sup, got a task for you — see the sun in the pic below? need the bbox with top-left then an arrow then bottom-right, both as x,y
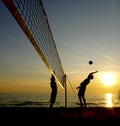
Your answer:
102,72 -> 115,86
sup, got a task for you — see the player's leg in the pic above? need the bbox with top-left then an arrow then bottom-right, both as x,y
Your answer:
82,96 -> 86,108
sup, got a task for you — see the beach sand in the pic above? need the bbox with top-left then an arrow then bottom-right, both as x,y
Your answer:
0,107 -> 120,125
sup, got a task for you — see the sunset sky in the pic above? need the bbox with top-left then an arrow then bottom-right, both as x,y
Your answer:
0,0 -> 120,95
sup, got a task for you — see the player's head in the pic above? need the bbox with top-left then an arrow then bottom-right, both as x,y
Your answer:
88,74 -> 94,79
51,75 -> 55,81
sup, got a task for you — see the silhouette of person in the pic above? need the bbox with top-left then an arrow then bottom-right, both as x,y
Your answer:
76,71 -> 98,108
49,74 -> 57,108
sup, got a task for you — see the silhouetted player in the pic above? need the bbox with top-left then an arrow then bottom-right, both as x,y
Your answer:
49,74 -> 57,108
76,71 -> 98,108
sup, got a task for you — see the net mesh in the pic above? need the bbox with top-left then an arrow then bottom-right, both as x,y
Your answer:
3,0 -> 65,87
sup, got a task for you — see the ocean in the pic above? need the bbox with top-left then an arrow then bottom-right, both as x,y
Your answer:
0,93 -> 120,108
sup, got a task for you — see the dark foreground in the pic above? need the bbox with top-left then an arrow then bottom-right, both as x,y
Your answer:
0,107 -> 120,125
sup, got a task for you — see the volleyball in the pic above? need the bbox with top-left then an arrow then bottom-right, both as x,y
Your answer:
89,61 -> 93,65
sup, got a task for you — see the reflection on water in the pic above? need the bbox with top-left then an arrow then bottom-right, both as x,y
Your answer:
105,93 -> 112,107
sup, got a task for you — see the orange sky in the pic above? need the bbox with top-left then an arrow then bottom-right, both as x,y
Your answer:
1,0 -> 120,95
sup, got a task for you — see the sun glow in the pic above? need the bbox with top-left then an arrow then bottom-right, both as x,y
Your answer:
101,72 -> 115,86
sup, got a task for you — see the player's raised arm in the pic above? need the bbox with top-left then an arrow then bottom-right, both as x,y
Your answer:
90,71 -> 98,75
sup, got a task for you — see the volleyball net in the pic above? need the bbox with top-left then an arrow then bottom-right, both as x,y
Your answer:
3,0 -> 66,87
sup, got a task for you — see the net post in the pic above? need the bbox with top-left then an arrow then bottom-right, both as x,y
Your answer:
64,74 -> 67,108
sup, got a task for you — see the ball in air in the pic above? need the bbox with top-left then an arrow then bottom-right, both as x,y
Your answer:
89,61 -> 93,65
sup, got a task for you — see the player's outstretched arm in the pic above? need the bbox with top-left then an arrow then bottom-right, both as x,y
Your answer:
76,86 -> 80,89
90,71 -> 98,75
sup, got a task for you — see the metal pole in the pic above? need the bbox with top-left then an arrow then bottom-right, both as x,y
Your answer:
64,74 -> 67,108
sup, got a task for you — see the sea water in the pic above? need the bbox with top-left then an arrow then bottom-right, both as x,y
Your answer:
0,93 -> 120,108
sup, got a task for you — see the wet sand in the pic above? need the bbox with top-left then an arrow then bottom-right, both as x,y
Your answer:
0,107 -> 120,125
